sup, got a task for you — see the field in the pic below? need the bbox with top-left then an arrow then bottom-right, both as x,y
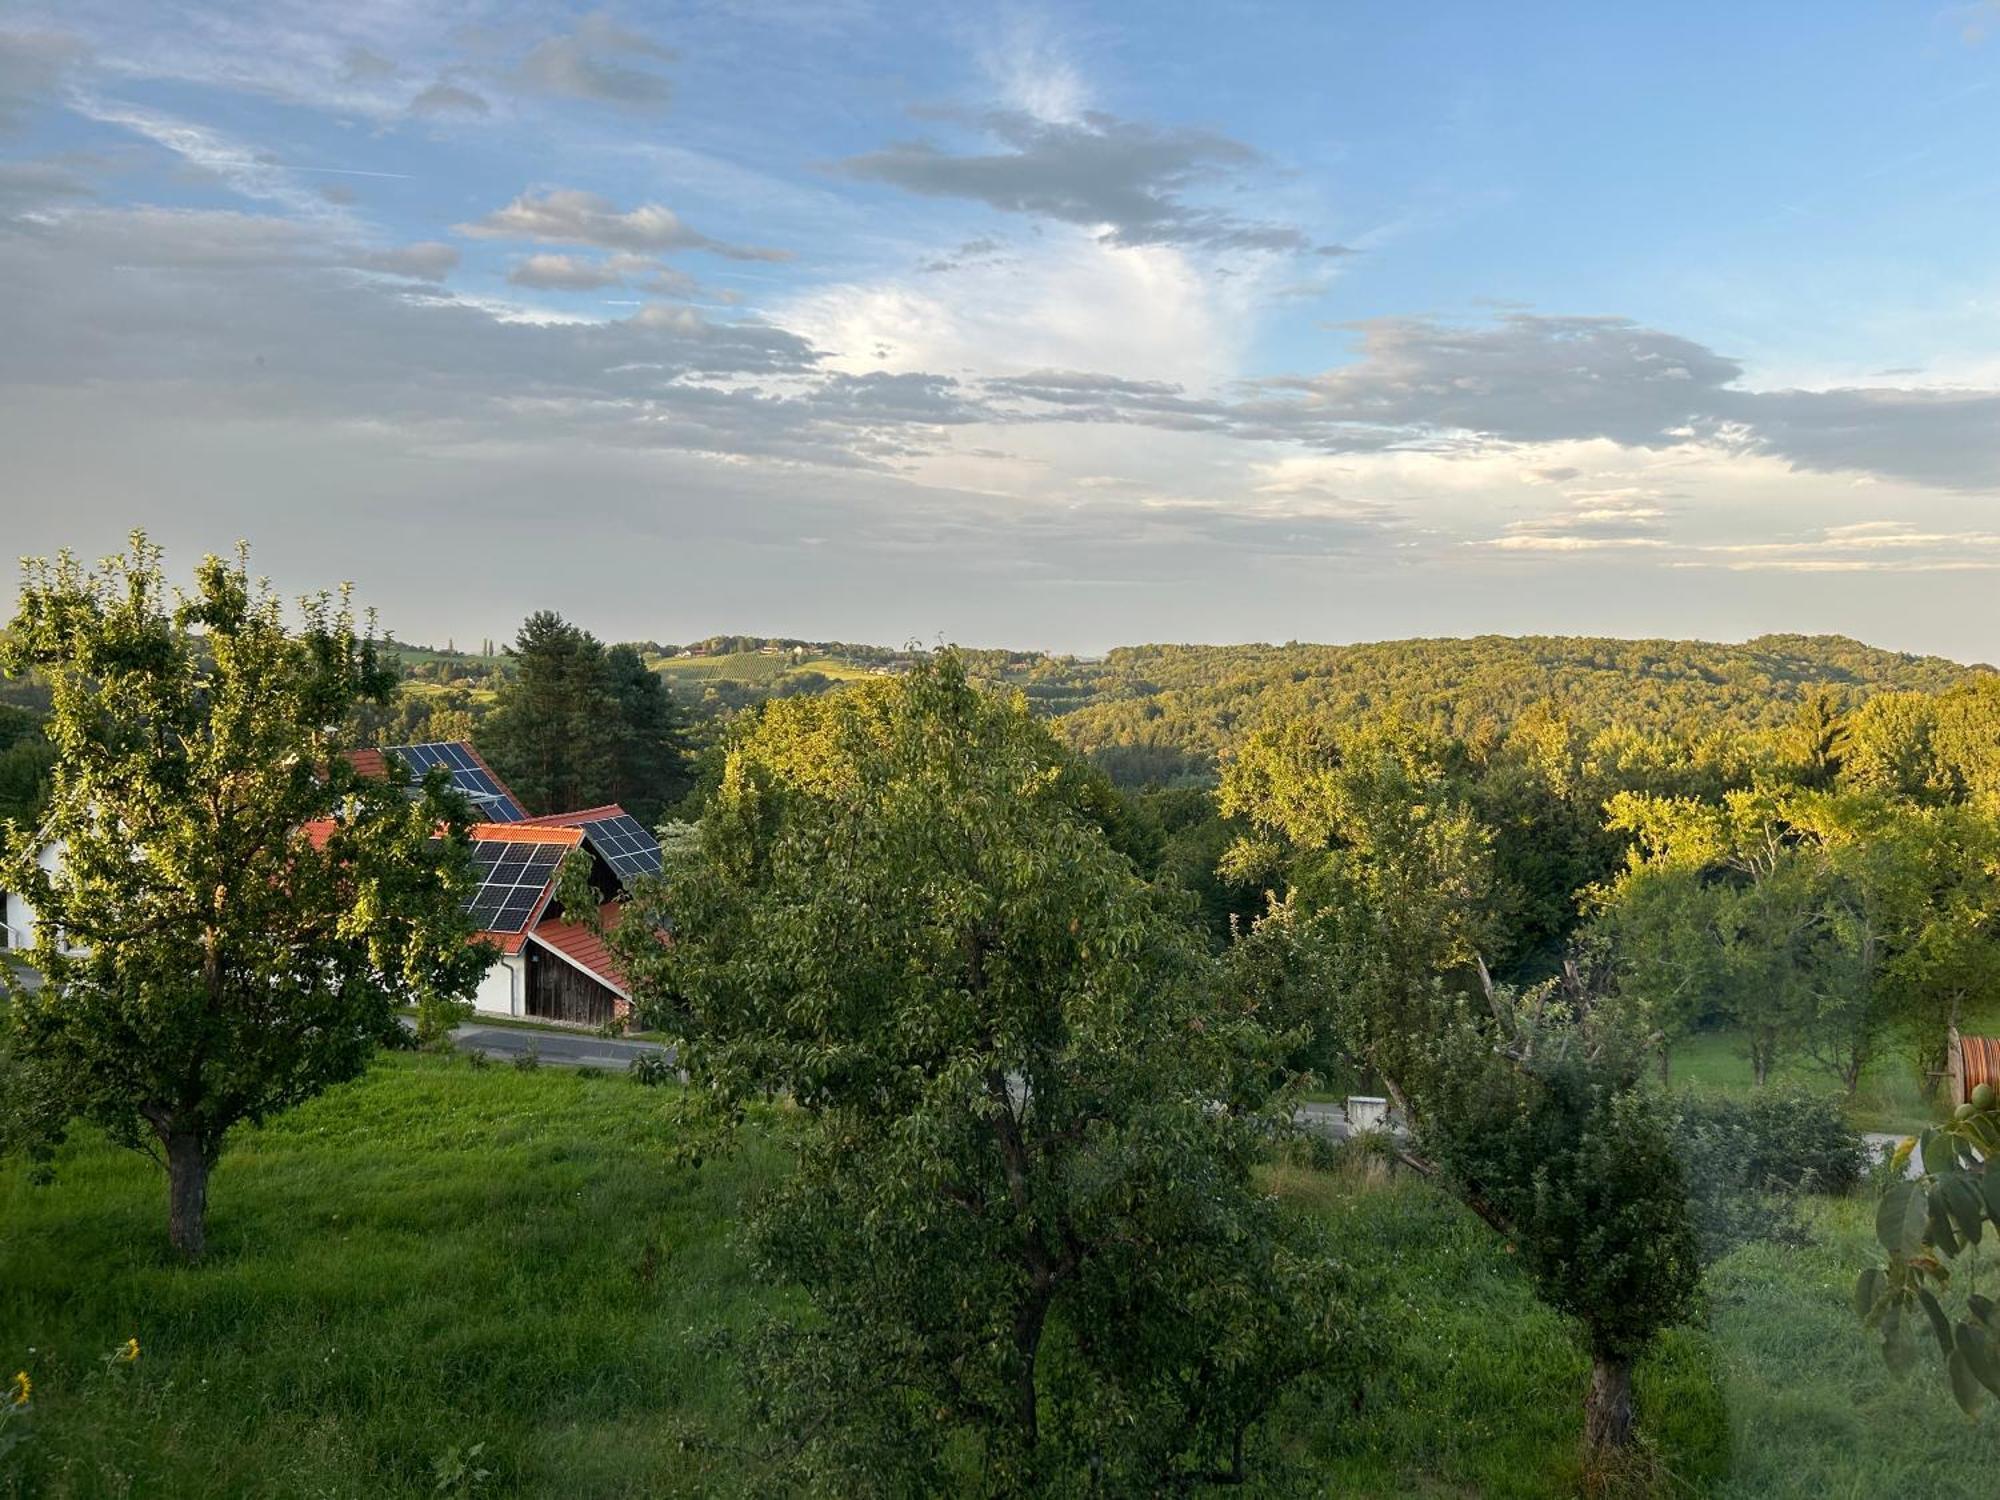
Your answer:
648,650 -> 877,686
6,1054 -> 2000,1498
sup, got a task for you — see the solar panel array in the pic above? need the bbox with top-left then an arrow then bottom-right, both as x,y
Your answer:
382,742 -> 525,821
571,811 -> 663,879
466,838 -> 569,933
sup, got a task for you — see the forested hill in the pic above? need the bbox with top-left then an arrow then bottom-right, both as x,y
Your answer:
966,634 -> 1992,785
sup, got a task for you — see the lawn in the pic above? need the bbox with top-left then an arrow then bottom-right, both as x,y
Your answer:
1667,1029 -> 1951,1135
6,1054 -> 2000,1496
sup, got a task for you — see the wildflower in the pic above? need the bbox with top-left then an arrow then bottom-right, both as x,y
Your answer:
110,1337 -> 139,1364
7,1371 -> 27,1408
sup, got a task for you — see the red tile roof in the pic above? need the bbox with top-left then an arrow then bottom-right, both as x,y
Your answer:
529,901 -> 630,998
515,804 -> 628,827
345,748 -> 388,780
471,823 -> 581,847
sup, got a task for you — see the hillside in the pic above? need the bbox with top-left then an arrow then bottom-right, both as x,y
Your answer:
971,633 -> 1994,784
368,630 -> 1992,785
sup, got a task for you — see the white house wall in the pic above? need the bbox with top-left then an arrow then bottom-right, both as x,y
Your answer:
472,951 -> 525,1018
3,842 -> 65,951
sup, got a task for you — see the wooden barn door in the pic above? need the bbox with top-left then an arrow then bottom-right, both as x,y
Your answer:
526,946 -> 619,1027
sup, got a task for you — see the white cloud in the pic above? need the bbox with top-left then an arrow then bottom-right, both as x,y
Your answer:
458,188 -> 789,262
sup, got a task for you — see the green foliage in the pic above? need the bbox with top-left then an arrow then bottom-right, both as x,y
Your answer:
18,1054 -> 2000,1497
1594,788 -> 2000,1094
619,651 -> 1356,1493
0,536 -> 487,1258
1855,1088 -> 2000,1414
0,704 -> 54,831
1672,1085 -> 1866,1260
476,613 -> 692,822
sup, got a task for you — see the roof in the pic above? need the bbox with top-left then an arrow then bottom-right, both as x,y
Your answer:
515,804 -> 626,827
515,804 -> 663,879
528,901 -> 630,998
344,741 -> 528,821
467,824 -> 581,954
297,817 -> 594,959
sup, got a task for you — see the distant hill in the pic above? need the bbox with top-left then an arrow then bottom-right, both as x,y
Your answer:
976,634 -> 1993,784
376,630 -> 1994,787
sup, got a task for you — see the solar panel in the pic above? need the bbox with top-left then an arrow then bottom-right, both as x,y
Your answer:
568,810 -> 662,879
378,742 -> 526,821
463,837 -> 569,934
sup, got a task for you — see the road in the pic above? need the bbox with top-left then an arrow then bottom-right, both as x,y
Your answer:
443,1021 -> 674,1072
442,1021 -> 1386,1137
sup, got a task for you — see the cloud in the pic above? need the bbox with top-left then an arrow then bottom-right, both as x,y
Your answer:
409,80 -> 489,117
0,201 -> 1003,473
458,188 -> 789,262
350,241 -> 458,282
1688,521 -> 2000,572
0,29 -> 86,130
918,235 -> 1006,273
0,156 -> 94,208
70,97 -> 358,227
983,313 -> 2000,492
838,108 -> 1326,252
512,12 -> 675,111
340,46 -> 398,84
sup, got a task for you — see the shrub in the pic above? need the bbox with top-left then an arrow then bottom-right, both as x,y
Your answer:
1685,1085 -> 1865,1194
1674,1085 -> 1864,1260
511,1045 -> 540,1073
629,1051 -> 675,1088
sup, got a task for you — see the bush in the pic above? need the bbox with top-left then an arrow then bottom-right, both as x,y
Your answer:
1693,1085 -> 1865,1194
629,1051 -> 675,1088
1674,1085 -> 1865,1260
511,1045 -> 540,1073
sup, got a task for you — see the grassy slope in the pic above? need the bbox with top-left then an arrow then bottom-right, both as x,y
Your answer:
648,652 -> 876,687
7,1056 -> 2000,1497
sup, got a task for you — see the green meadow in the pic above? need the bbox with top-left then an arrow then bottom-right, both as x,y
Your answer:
5,1053 -> 1999,1497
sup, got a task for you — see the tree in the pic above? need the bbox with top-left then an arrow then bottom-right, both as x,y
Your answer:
0,538 -> 487,1258
476,611 -> 617,815
1403,969 -> 1702,1454
1596,788 -> 1999,1095
477,616 -> 690,823
617,654 -> 1355,1493
1220,719 -> 1700,1457
602,642 -> 692,823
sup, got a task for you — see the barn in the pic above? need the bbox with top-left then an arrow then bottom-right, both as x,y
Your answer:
349,743 -> 665,1028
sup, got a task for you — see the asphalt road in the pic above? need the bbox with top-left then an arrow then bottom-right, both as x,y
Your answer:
445,1022 -> 675,1073
443,1021 -> 1386,1137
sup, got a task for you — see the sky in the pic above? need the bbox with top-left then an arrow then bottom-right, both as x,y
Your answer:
4,3 -> 2000,660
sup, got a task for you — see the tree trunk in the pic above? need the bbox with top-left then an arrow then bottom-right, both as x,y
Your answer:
1583,1353 -> 1634,1453
165,1132 -> 211,1261
1657,1041 -> 1671,1088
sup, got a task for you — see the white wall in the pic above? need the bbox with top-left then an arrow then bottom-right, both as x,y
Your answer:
471,952 -> 524,1018
3,842 -> 64,952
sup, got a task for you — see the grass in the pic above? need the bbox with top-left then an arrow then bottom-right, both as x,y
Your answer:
648,651 -> 877,687
7,1055 -> 2000,1496
1667,1030 -> 1948,1135
1,1057 -> 785,1498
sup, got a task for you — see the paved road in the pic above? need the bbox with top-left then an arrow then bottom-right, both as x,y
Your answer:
446,1022 -> 674,1072
442,1023 -> 1394,1137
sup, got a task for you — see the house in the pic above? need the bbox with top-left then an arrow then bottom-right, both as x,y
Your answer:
349,743 -> 663,1028
6,740 -> 663,1030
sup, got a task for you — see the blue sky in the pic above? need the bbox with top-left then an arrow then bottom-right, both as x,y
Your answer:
5,3 -> 2000,659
